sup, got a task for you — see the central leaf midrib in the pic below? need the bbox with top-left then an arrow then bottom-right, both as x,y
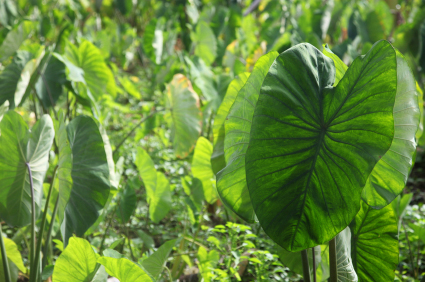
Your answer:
291,128 -> 326,249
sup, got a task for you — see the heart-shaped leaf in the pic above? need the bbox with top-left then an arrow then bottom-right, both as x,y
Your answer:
166,74 -> 202,159
62,116 -> 110,245
98,255 -> 153,282
216,52 -> 278,223
52,237 -> 97,282
245,41 -> 397,251
192,137 -> 217,204
349,201 -> 398,281
361,51 -> 420,208
212,72 -> 250,174
35,56 -> 67,108
0,112 -> 54,227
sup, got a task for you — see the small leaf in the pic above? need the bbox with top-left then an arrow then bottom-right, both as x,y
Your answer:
193,22 -> 217,65
141,239 -> 179,279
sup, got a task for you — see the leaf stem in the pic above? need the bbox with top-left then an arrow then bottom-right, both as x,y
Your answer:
30,166 -> 58,282
301,249 -> 311,282
402,220 -> 416,278
42,195 -> 59,268
329,237 -> 337,282
25,163 -> 36,280
0,222 -> 12,282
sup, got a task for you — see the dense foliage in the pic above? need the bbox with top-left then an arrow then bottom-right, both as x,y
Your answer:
0,0 -> 425,281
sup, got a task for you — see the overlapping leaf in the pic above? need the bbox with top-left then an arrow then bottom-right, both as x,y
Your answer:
216,52 -> 278,222
246,41 -> 397,251
0,112 -> 54,227
350,201 -> 398,281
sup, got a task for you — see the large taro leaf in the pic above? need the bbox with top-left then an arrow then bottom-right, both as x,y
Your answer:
322,45 -> 347,86
245,41 -> 397,251
62,116 -> 110,245
98,252 -> 153,282
361,51 -> 420,208
52,237 -> 98,282
166,74 -> 202,159
349,201 -> 398,281
52,111 -> 73,224
193,21 -> 217,66
0,237 -> 25,282
216,52 -> 278,223
192,137 -> 217,204
0,112 -> 54,227
211,72 -> 250,174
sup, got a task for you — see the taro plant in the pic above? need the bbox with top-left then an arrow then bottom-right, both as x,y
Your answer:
0,110 -> 111,282
214,40 -> 422,281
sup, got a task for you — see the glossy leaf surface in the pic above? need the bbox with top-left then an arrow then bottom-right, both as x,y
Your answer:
217,52 -> 278,222
166,74 -> 202,159
350,201 -> 398,281
246,41 -> 397,251
0,112 -> 54,227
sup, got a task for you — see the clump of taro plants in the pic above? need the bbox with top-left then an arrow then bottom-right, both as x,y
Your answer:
214,40 -> 421,281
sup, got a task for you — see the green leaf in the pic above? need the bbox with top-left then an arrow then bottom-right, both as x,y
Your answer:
198,246 -> 219,282
35,55 -> 67,108
212,72 -> 250,174
245,41 -> 397,251
392,193 -> 413,231
365,2 -> 393,43
322,44 -> 347,86
118,178 -> 137,223
0,256 -> 18,282
142,18 -> 163,65
0,112 -> 54,227
97,256 -> 153,282
192,137 -> 217,204
41,265 -> 54,280
136,147 -> 157,201
0,51 -> 33,108
166,74 -> 202,159
361,51 -> 420,208
62,116 -> 110,245
53,111 -> 73,224
193,21 -> 217,65
52,237 -> 98,282
62,40 -> 116,101
181,176 -> 204,210
141,239 -> 179,279
0,21 -> 33,61
350,201 -> 398,281
2,236 -> 25,273
278,246 -> 321,278
0,101 -> 8,122
216,52 -> 278,223
150,172 -> 171,223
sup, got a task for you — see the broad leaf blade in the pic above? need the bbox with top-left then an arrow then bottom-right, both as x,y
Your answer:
246,41 -> 397,251
136,147 -> 157,201
211,72 -> 250,174
192,137 -> 217,204
193,22 -> 217,65
98,256 -> 153,282
0,21 -> 33,61
63,116 -> 110,244
166,74 -> 202,159
362,51 -> 420,208
322,44 -> 347,86
217,52 -> 278,223
350,201 -> 398,281
141,239 -> 179,279
118,178 -> 137,223
335,227 -> 357,281
149,172 -> 171,223
0,112 -> 54,227
52,237 -> 97,282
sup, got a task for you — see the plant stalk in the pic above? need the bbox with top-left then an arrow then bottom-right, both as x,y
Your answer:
30,166 -> 58,282
329,237 -> 337,282
42,195 -> 59,268
312,247 -> 316,282
0,222 -> 12,282
301,249 -> 311,282
402,220 -> 416,278
26,163 -> 36,279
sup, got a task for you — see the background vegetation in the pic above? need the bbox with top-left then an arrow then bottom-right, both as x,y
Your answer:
0,0 -> 425,281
